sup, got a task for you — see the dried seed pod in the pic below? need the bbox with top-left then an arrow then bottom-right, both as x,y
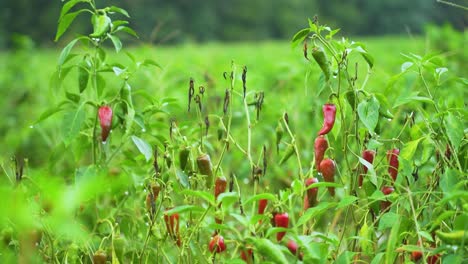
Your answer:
188,78 -> 194,112
214,176 -> 227,200
197,154 -> 213,188
242,66 -> 247,98
93,250 -> 107,264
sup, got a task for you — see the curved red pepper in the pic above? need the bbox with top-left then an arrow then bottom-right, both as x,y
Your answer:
274,212 -> 289,241
359,150 -> 376,188
387,149 -> 400,181
98,106 -> 113,142
318,104 -> 336,136
314,136 -> 328,171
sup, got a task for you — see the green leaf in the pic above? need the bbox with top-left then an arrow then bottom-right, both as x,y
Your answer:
66,91 -> 81,103
370,253 -> 384,264
141,59 -> 162,69
165,205 -> 204,215
59,0 -> 88,20
359,221 -> 373,255
55,10 -> 88,41
335,251 -> 356,264
62,104 -> 86,146
337,195 -> 358,209
440,169 -> 458,199
445,112 -> 464,151
296,202 -> 337,226
358,156 -> 377,186
131,135 -> 152,161
244,193 -> 277,206
34,101 -> 69,125
401,61 -> 414,72
291,28 -> 310,47
180,190 -> 215,206
96,73 -> 106,97
357,96 -> 380,134
175,169 -> 189,188
218,192 -> 239,208
58,38 -> 82,66
116,26 -> 138,38
107,6 -> 130,17
108,34 -> 122,53
355,45 -> 374,68
378,212 -> 399,231
77,64 -> 89,93
385,215 -> 401,264
248,238 -> 288,264
393,92 -> 433,108
401,137 -> 423,161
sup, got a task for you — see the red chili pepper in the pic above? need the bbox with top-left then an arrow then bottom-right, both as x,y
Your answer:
240,247 -> 253,263
98,106 -> 113,142
258,199 -> 268,214
427,254 -> 440,264
287,240 -> 303,260
387,149 -> 400,181
381,186 -> 394,212
209,234 -> 226,253
411,250 -> 423,261
214,176 -> 227,200
305,178 -> 319,208
359,150 -> 376,188
164,209 -> 181,246
318,104 -> 336,136
274,212 -> 289,241
320,159 -> 336,196
314,136 -> 328,171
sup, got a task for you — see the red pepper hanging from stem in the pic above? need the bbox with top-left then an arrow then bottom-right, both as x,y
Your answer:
318,104 -> 336,136
98,106 -> 113,142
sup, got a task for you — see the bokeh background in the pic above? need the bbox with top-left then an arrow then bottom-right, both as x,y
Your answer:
0,0 -> 466,48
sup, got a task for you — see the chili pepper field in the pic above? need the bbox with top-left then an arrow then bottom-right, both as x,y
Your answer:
0,2 -> 467,263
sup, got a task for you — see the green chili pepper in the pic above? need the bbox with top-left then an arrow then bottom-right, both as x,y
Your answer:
312,46 -> 331,80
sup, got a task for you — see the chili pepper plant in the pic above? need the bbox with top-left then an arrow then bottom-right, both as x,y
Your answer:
0,2 -> 466,264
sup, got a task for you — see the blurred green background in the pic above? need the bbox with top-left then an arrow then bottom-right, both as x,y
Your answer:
0,0 -> 466,48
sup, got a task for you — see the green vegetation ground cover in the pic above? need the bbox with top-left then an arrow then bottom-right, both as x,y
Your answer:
0,13 -> 466,263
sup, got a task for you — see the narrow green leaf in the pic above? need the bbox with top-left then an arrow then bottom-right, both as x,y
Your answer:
165,205 -> 204,215
62,105 -> 86,146
58,38 -> 83,66
180,190 -> 215,206
116,26 -> 139,38
291,28 -> 310,47
131,135 -> 152,161
78,64 -> 89,93
385,216 -> 401,264
244,193 -> 277,206
107,6 -> 129,17
296,202 -> 337,226
358,156 -> 377,186
355,45 -> 374,68
249,238 -> 288,264
445,112 -> 464,151
141,59 -> 162,69
55,10 -> 87,41
59,0 -> 88,20
34,101 -> 69,125
337,196 -> 358,209
108,34 -> 122,53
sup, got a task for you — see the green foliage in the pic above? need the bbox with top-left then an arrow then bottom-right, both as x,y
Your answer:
0,2 -> 466,263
